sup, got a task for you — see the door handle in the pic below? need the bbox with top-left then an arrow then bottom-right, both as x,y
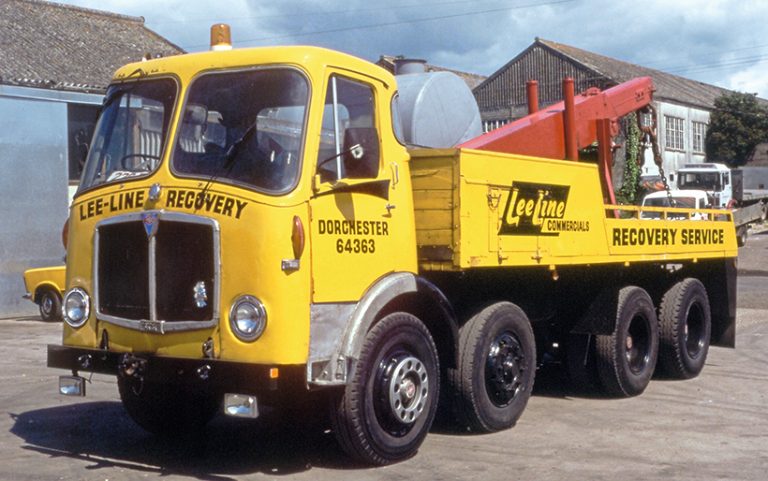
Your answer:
390,162 -> 399,188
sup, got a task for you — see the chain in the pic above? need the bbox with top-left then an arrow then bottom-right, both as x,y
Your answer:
637,105 -> 675,206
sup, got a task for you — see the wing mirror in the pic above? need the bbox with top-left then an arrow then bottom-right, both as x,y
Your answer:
342,127 -> 379,179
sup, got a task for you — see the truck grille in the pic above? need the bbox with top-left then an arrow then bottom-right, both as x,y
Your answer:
95,212 -> 219,332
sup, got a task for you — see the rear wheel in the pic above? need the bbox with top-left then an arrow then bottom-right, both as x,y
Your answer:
451,302 -> 535,432
736,225 -> 748,247
118,378 -> 219,436
658,278 -> 711,379
38,288 -> 62,322
595,286 -> 659,397
330,312 -> 439,465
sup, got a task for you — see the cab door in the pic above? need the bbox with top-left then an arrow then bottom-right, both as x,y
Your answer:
308,73 -> 413,302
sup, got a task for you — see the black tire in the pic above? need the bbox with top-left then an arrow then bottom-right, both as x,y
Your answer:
736,225 -> 748,247
330,312 -> 439,465
451,302 -> 535,432
38,288 -> 62,322
117,378 -> 219,436
595,286 -> 659,397
658,278 -> 711,379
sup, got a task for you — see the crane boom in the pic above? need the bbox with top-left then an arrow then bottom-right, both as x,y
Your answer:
460,76 -> 654,158
460,77 -> 655,205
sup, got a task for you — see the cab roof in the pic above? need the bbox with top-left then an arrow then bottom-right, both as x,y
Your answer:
112,45 -> 395,89
679,163 -> 729,172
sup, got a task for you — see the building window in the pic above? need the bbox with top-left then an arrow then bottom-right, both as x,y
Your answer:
483,119 -> 508,133
692,121 -> 707,153
67,103 -> 100,184
638,112 -> 653,131
664,115 -> 685,151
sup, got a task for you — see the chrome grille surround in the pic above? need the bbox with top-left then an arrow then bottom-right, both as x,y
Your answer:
94,211 -> 221,333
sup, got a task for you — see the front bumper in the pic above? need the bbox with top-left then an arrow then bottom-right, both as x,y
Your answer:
47,344 -> 305,403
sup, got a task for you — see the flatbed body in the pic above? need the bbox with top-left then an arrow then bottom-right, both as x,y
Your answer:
410,148 -> 737,271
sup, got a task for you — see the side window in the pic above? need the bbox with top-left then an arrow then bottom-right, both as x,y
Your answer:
317,76 -> 379,182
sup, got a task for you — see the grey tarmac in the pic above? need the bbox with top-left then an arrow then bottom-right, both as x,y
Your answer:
1,228 -> 766,481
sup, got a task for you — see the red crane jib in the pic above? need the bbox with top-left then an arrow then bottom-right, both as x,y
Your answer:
460,76 -> 655,160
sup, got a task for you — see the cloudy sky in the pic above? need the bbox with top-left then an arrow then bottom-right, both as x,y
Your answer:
61,0 -> 768,97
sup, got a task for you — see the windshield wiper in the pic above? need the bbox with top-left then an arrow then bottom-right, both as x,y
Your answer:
195,122 -> 258,214
222,121 -> 258,170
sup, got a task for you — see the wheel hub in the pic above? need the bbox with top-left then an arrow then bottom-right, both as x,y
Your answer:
485,332 -> 525,407
41,296 -> 53,314
401,378 -> 417,400
625,315 -> 651,374
385,356 -> 428,424
685,304 -> 705,358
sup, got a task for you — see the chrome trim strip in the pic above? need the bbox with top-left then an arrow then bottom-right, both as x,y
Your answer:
149,235 -> 157,322
93,210 -> 221,333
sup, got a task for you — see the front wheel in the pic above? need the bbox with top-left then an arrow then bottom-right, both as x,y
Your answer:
450,302 -> 536,432
38,288 -> 62,322
330,312 -> 439,465
595,286 -> 659,397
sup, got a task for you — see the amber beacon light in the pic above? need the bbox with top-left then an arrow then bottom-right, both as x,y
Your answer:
210,24 -> 232,51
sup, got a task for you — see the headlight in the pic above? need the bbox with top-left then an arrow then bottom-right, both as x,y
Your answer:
63,288 -> 90,328
229,295 -> 267,342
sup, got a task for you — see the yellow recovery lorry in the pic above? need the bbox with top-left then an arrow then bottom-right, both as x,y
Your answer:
48,26 -> 737,464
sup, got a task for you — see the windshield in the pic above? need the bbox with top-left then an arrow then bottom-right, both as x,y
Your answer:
678,172 -> 721,191
644,197 -> 671,208
172,68 -> 309,193
80,79 -> 176,191
645,196 -> 697,208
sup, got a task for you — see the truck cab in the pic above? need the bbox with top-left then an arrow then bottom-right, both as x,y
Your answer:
65,45 -> 415,350
52,43 -> 429,447
676,162 -> 732,207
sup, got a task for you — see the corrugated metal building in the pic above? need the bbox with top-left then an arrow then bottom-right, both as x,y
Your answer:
473,38 -> 742,184
0,0 -> 182,317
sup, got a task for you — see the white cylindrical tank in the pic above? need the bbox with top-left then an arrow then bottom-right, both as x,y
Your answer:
396,70 -> 482,148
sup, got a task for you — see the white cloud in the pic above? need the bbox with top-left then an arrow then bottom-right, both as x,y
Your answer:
57,0 -> 768,97
727,62 -> 768,96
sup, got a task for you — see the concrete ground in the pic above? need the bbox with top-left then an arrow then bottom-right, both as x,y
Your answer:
2,312 -> 766,480
1,229 -> 766,480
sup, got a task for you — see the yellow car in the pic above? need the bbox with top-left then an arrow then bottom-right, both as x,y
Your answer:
23,266 -> 66,322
